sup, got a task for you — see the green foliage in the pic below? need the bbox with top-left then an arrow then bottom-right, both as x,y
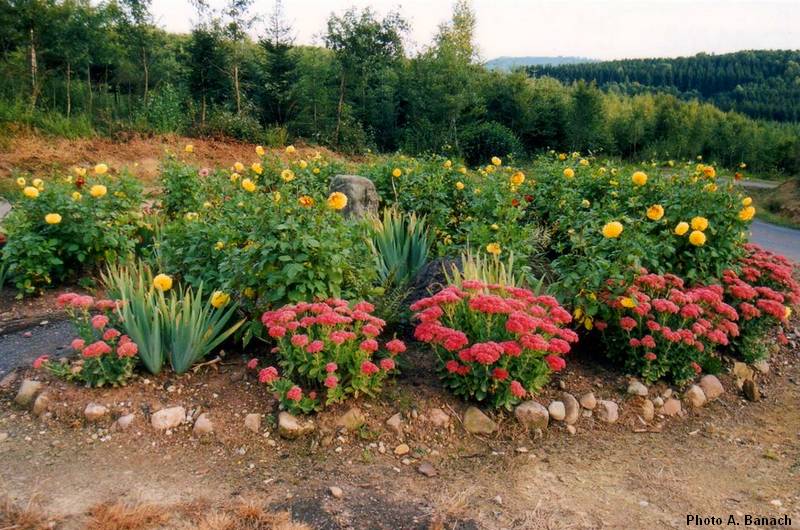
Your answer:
459,121 -> 523,166
370,207 -> 431,288
160,158 -> 202,217
444,248 -> 535,290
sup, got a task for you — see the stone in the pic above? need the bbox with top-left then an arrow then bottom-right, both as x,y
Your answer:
579,392 -> 597,410
116,413 -> 135,430
394,443 -> 410,456
329,486 -> 343,499
0,371 -> 18,389
743,379 -> 761,402
329,175 -> 379,218
244,413 -> 261,433
15,379 -> 43,407
566,425 -> 577,435
464,406 -> 498,434
699,375 -> 724,400
733,362 -> 754,386
627,380 -> 649,397
547,401 -> 566,421
660,398 -> 681,416
193,413 -> 213,435
514,401 -> 549,430
427,408 -> 450,428
685,385 -> 707,408
151,406 -> 186,430
561,393 -> 580,425
336,407 -> 366,431
640,399 -> 655,422
752,360 -> 770,374
417,462 -> 437,477
32,393 -> 50,417
84,403 -> 109,422
0,432 -> 8,442
278,411 -> 315,439
596,400 -> 619,423
652,397 -> 664,408
386,413 -> 403,435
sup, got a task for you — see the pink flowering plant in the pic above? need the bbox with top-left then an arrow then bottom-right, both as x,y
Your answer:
34,293 -> 139,387
722,244 -> 799,362
595,270 -> 740,383
411,280 -> 577,410
251,299 -> 406,414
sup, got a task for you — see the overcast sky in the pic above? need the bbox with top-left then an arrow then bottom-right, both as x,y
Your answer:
151,0 -> 800,61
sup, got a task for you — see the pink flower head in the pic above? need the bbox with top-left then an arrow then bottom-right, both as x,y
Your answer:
644,352 -> 657,361
286,385 -> 303,401
291,334 -> 310,347
82,340 -> 111,358
620,317 -> 637,332
306,340 -> 324,354
71,338 -> 86,351
359,339 -> 379,353
91,314 -> 109,330
379,358 -> 396,371
510,380 -> 527,398
354,301 -> 375,313
361,324 -> 380,337
258,366 -> 279,384
500,341 -> 522,357
491,367 -> 508,380
56,292 -> 78,307
102,328 -> 121,341
72,295 -> 95,309
445,360 -> 461,373
94,299 -> 117,311
324,375 -> 339,388
268,326 -> 286,338
117,341 -> 138,358
246,358 -> 259,370
385,339 -> 406,354
325,362 -> 338,373
33,355 -> 49,369
544,354 -> 566,372
361,360 -> 379,375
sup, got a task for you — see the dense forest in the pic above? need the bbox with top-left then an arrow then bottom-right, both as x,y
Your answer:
1,0 -> 799,174
529,50 -> 800,122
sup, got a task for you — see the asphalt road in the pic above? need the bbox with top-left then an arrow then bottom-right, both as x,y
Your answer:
749,219 -> 800,262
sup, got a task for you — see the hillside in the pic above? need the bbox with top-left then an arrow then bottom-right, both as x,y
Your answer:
484,55 -> 596,71
527,50 -> 800,122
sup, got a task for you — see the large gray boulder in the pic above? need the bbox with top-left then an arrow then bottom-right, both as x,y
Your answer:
329,175 -> 379,218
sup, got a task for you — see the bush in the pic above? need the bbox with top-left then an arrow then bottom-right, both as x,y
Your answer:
459,121 -> 523,166
411,281 -> 577,409
370,207 -> 431,289
1,169 -> 145,294
198,109 -> 264,143
160,157 -> 203,217
35,293 -> 137,387
254,299 -> 406,414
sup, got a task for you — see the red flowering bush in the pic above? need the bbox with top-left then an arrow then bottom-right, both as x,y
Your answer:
253,299 -> 405,414
595,271 -> 740,383
722,244 -> 799,361
411,280 -> 577,409
34,293 -> 138,387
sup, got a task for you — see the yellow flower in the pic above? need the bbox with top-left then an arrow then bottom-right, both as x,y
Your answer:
702,165 -> 716,178
581,199 -> 591,208
485,164 -> 495,173
251,163 -> 263,175
94,163 -> 108,175
210,291 -> 230,309
32,178 -> 43,189
443,160 -> 452,169
312,167 -> 320,175
153,274 -> 173,292
298,195 -> 315,207
298,160 -> 308,169
71,191 -> 82,201
272,191 -> 282,203
233,162 -> 245,173
785,306 -> 792,319
474,188 -> 481,195
490,223 -> 499,230
281,169 -> 295,182
584,317 -> 593,330
579,158 -> 589,166
255,145 -> 265,156
742,197 -> 752,207
16,177 -> 25,187
185,144 -> 194,154
668,160 -> 675,167
691,216 -> 709,231
620,297 -> 636,308
573,307 -> 583,320
689,230 -> 706,246
563,168 -> 575,179
486,243 -> 501,255
392,168 -> 402,178
674,222 -> 689,235
241,178 -> 256,192
185,212 -> 199,221
510,171 -> 525,186
491,156 -> 502,166
646,204 -> 665,221
73,167 -> 87,177
455,181 -> 465,190
243,287 -> 255,299
740,162 -> 747,169
602,221 -> 623,238
631,171 -> 648,186
285,145 -> 296,155
458,167 -> 467,174
704,183 -> 718,192
327,191 -> 348,210
558,153 -> 567,161
90,184 -> 107,198
44,213 -> 62,225
203,201 -> 212,208
214,241 -> 225,250
738,206 -> 756,221
230,172 -> 240,182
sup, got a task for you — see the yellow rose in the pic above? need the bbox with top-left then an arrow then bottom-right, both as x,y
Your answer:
230,172 -> 240,182
579,158 -> 589,166
298,195 -> 315,207
702,165 -> 716,178
251,163 -> 263,175
327,191 -> 348,210
153,274 -> 173,292
214,241 -> 225,250
458,167 -> 467,174
44,213 -> 62,225
73,167 -> 87,177
689,230 -> 706,246
71,191 -> 82,201
94,163 -> 108,175
32,178 -> 43,189
602,221 -> 623,238
620,297 -> 636,308
455,181 -> 465,190
738,206 -> 756,221
510,171 -> 525,186
785,306 -> 792,319
90,184 -> 107,198
581,199 -> 591,207
491,156 -> 502,166
23,186 -> 39,198
486,242 -> 501,255
312,167 -> 320,175
203,201 -> 212,208
443,160 -> 452,169
674,222 -> 690,235
185,212 -> 199,221
16,177 -> 25,187
285,145 -> 296,155
646,204 -> 665,221
558,153 -> 567,161
392,168 -> 402,178
474,188 -> 481,195
255,145 -> 265,156
233,162 -> 244,173
184,144 -> 194,154
241,178 -> 256,192
631,171 -> 648,186
298,160 -> 308,169
273,191 -> 282,203
742,197 -> 752,206
563,168 -> 575,179
490,223 -> 499,230
210,291 -> 230,309
691,216 -> 709,231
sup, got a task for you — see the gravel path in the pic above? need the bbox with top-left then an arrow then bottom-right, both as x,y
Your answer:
0,320 -> 74,377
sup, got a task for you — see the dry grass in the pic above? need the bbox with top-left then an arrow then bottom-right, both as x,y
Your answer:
85,501 -> 171,530
0,495 -> 57,530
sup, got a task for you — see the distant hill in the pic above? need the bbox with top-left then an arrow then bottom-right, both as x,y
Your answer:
485,56 -> 596,71
526,50 -> 800,122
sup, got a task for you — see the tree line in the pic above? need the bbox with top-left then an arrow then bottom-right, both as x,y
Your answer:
1,0 -> 799,174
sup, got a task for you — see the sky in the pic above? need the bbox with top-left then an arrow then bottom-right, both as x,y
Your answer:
150,0 -> 800,61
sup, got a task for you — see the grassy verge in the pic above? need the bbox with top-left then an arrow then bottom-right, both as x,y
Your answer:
748,179 -> 800,229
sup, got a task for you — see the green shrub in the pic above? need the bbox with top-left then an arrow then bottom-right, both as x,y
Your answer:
159,157 -> 203,217
370,207 -> 431,288
459,121 -> 523,166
